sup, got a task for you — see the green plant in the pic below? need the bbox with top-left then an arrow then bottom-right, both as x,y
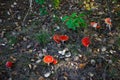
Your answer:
8,36 -> 17,45
62,13 -> 87,30
35,0 -> 48,16
53,0 -> 60,9
5,34 -> 17,46
39,7 -> 48,16
35,0 -> 44,5
35,31 -> 50,46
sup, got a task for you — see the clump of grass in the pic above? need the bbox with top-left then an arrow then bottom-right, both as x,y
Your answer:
35,31 -> 50,46
5,34 -> 17,46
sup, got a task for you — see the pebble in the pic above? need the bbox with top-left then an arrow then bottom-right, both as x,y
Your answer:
49,4 -> 52,7
17,15 -> 21,20
7,11 -> 10,15
0,19 -> 2,23
27,44 -> 31,49
28,49 -> 33,53
44,72 -> 51,77
8,78 -> 12,80
90,59 -> 96,65
65,52 -> 71,58
101,47 -> 106,52
42,49 -> 47,53
13,2 -> 17,5
58,51 -> 65,55
11,5 -> 14,8
108,60 -> 112,64
74,56 -> 79,61
33,65 -> 37,70
28,64 -> 32,69
109,50 -> 114,54
39,53 -> 44,58
36,60 -> 41,63
88,72 -> 94,77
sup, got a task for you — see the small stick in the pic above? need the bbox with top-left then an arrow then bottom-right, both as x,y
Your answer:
22,0 -> 32,26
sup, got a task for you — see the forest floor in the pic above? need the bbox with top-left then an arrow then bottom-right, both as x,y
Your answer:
0,0 -> 120,80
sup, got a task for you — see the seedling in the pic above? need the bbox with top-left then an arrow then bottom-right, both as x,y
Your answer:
62,13 -> 87,30
35,0 -> 44,5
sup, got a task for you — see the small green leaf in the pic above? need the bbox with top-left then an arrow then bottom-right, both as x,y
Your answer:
39,8 -> 47,15
70,13 -> 77,18
35,0 -> 44,5
62,16 -> 69,21
78,13 -> 85,17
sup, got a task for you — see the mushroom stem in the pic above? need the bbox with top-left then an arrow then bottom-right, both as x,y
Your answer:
108,24 -> 111,31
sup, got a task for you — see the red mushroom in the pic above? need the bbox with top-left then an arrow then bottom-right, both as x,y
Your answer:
6,61 -> 13,68
52,59 -> 58,64
90,22 -> 100,29
43,55 -> 54,64
105,18 -> 112,31
59,35 -> 69,42
105,18 -> 112,25
81,37 -> 90,47
53,34 -> 69,43
53,34 -> 61,43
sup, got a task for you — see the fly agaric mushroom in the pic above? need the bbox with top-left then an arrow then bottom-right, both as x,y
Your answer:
6,61 -> 13,68
105,18 -> 112,31
81,37 -> 90,47
53,34 -> 69,43
90,22 -> 100,29
53,34 -> 60,43
43,55 -> 54,64
59,35 -> 69,42
52,59 -> 58,64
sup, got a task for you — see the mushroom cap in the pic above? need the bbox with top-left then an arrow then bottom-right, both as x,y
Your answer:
90,22 -> 100,29
105,18 -> 112,25
43,55 -> 54,64
53,59 -> 58,64
90,22 -> 97,28
53,34 -> 60,43
59,35 -> 69,41
6,61 -> 13,68
81,37 -> 90,47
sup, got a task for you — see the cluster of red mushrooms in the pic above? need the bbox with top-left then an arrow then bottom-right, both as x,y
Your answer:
5,18 -> 112,68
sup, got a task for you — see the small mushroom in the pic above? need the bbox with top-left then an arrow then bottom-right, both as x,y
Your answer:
52,59 -> 58,64
59,35 -> 69,42
81,37 -> 91,47
105,18 -> 112,31
43,55 -> 54,64
90,22 -> 100,29
53,34 -> 69,43
53,34 -> 60,43
6,61 -> 13,68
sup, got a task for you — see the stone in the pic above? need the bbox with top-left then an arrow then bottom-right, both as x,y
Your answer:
36,60 -> 41,63
91,59 -> 96,65
101,47 -> 106,52
44,72 -> 51,77
13,2 -> 17,5
0,19 -> 2,23
65,52 -> 71,58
